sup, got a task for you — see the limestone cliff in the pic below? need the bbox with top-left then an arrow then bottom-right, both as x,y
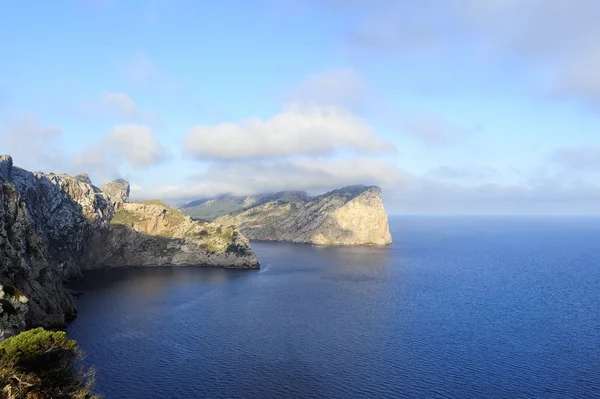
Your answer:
0,285 -> 28,340
0,155 -> 111,328
0,155 -> 259,335
101,179 -> 130,210
85,201 -> 259,269
212,185 -> 392,245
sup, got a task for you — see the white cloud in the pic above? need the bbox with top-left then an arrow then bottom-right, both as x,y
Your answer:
283,68 -> 469,144
75,124 -> 167,177
183,103 -> 395,160
0,116 -> 66,172
386,172 -> 600,215
107,124 -> 167,167
131,157 -> 405,201
317,0 -> 600,108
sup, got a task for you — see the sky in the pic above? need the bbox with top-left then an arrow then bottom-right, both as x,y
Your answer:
1,0 -> 600,214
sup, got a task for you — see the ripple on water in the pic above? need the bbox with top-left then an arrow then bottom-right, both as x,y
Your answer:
68,217 -> 600,399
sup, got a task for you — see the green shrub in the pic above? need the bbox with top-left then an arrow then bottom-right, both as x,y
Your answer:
196,229 -> 209,237
226,243 -> 251,256
0,328 -> 98,399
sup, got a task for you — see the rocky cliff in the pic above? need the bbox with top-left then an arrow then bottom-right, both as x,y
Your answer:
0,155 -> 258,336
0,155 -> 112,329
101,179 -> 130,210
211,185 -> 392,245
85,201 -> 259,269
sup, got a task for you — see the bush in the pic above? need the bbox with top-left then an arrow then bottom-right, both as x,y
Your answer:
226,243 -> 251,256
0,328 -> 98,399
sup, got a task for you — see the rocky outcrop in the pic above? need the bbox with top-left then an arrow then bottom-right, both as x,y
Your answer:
213,185 -> 392,245
0,155 -> 259,335
0,164 -> 83,328
85,201 -> 259,269
0,285 -> 28,340
101,179 -> 130,210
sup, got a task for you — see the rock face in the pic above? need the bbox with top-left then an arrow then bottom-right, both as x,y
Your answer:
0,155 -> 259,334
85,201 -> 259,269
0,285 -> 29,340
0,155 -> 115,328
212,185 -> 392,245
101,179 -> 130,210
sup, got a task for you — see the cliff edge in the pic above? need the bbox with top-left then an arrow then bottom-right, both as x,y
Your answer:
212,185 -> 392,245
85,200 -> 259,269
0,155 -> 258,335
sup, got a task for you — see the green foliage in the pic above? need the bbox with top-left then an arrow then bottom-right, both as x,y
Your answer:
180,198 -> 248,221
196,229 -> 209,237
0,328 -> 76,362
138,199 -> 169,207
110,209 -> 147,226
0,328 -> 98,399
226,243 -> 251,256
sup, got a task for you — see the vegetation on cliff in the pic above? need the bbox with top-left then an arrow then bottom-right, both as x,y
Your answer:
91,200 -> 259,269
0,328 -> 97,399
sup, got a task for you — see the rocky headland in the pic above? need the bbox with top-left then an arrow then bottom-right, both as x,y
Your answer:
182,185 -> 393,246
0,155 -> 258,338
85,200 -> 258,269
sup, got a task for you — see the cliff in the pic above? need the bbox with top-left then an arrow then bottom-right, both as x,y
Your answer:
0,155 -> 111,329
0,155 -> 258,336
85,201 -> 259,269
209,185 -> 392,245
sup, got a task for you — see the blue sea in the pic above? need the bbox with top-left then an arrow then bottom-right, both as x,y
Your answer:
67,216 -> 600,398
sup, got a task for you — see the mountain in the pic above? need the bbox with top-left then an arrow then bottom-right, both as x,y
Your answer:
0,155 -> 258,338
180,194 -> 259,221
183,185 -> 393,246
84,200 -> 259,270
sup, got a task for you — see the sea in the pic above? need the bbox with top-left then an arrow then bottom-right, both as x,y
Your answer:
67,216 -> 600,398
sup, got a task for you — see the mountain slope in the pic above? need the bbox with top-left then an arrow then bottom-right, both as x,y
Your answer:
212,185 -> 392,245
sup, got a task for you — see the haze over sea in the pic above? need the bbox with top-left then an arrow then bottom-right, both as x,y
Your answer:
68,216 -> 600,399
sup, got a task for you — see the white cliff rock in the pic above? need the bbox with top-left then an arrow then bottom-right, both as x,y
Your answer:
213,185 -> 392,245
101,179 -> 130,210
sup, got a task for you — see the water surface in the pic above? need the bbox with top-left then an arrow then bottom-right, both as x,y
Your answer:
68,216 -> 600,398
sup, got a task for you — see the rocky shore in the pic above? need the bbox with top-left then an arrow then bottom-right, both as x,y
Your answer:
0,155 -> 258,338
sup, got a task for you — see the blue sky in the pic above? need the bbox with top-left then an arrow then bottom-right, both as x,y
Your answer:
1,0 -> 600,214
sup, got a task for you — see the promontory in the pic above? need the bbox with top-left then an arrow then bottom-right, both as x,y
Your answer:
180,185 -> 393,246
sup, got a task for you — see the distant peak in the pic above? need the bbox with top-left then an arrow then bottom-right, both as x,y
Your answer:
75,173 -> 92,185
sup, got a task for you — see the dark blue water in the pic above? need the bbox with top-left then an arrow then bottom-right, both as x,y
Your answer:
67,216 -> 600,398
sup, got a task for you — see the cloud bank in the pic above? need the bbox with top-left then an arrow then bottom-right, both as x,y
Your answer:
183,104 -> 394,160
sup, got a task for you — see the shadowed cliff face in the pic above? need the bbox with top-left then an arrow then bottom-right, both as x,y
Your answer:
0,155 -> 103,328
213,185 -> 393,245
85,201 -> 259,269
0,155 -> 259,335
